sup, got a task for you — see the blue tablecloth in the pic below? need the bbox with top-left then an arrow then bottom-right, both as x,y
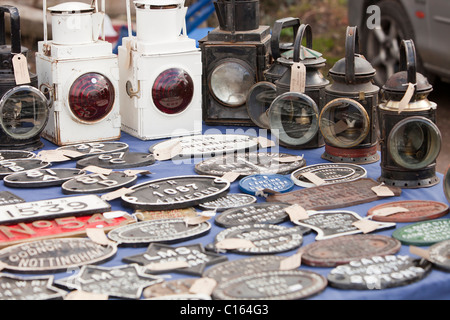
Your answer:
2,124 -> 449,301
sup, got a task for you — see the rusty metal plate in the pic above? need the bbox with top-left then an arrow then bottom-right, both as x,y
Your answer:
328,256 -> 432,290
62,171 -> 137,195
0,191 -> 25,206
0,150 -> 35,160
4,168 -> 84,188
0,195 -> 111,225
299,234 -> 402,267
212,270 -> 328,300
367,200 -> 449,223
199,193 -> 257,212
134,208 -> 198,221
290,163 -> 367,188
123,243 -> 227,276
0,274 -> 67,300
121,175 -> 230,211
149,134 -> 259,160
76,152 -> 155,170
293,210 -> 395,241
0,212 -> 134,249
214,202 -> 292,227
194,152 -> 306,177
239,174 -> 294,195
207,224 -> 303,255
428,240 -> 450,271
0,238 -> 117,273
107,218 -> 211,246
143,278 -> 201,299
56,264 -> 163,299
392,219 -> 450,246
267,178 -> 402,210
203,255 -> 289,283
56,142 -> 129,159
0,159 -> 49,179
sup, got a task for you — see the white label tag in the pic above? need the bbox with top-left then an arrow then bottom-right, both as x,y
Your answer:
254,136 -> 276,148
285,204 -> 309,221
290,62 -> 306,93
153,141 -> 182,161
86,228 -> 116,247
371,206 -> 409,217
371,184 -> 395,197
215,238 -> 255,250
82,166 -> 112,176
302,172 -> 326,186
398,83 -> 415,114
221,172 -> 240,183
352,219 -> 380,234
279,252 -> 302,270
12,54 -> 31,85
101,187 -> 134,201
189,278 -> 217,296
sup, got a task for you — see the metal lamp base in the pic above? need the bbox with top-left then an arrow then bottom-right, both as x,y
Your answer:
321,145 -> 380,164
0,140 -> 44,152
379,168 -> 440,189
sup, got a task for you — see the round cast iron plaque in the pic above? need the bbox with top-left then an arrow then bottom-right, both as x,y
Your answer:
62,171 -> 137,195
293,210 -> 396,241
290,163 -> 367,188
76,152 -> 155,170
212,270 -> 328,300
203,255 -> 290,283
367,200 -> 450,223
0,159 -> 49,179
214,202 -> 292,228
198,193 -> 257,211
4,168 -> 84,188
239,174 -> 294,195
299,234 -> 402,267
56,142 -> 129,159
121,175 -> 230,210
207,224 -> 303,255
0,238 -> 117,273
328,255 -> 432,290
194,152 -> 306,177
392,219 -> 450,246
107,218 -> 211,246
0,150 -> 35,160
428,240 -> 450,271
149,134 -> 259,159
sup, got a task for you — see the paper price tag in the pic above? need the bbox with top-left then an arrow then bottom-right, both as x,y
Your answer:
279,252 -> 302,270
302,172 -> 326,186
352,219 -> 380,234
124,169 -> 152,177
274,155 -> 304,163
409,245 -> 431,261
221,172 -> 240,183
82,166 -> 112,176
145,260 -> 190,272
371,184 -> 395,197
254,136 -> 276,148
189,277 -> 217,296
64,290 -> 108,300
86,228 -> 116,247
285,204 -> 309,221
12,54 -> 31,85
215,238 -> 256,250
371,206 -> 409,217
184,215 -> 210,226
153,141 -> 182,161
37,150 -> 70,163
101,187 -> 134,201
398,83 -> 415,114
290,62 -> 306,93
60,150 -> 85,159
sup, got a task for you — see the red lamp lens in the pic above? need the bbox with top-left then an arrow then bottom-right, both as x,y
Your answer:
152,68 -> 194,114
69,73 -> 115,122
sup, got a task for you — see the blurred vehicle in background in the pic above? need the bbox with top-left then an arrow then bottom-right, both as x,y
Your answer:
348,0 -> 450,86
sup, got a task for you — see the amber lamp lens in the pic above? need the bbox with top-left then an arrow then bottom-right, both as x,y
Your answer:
152,68 -> 194,115
0,86 -> 48,140
69,73 -> 115,122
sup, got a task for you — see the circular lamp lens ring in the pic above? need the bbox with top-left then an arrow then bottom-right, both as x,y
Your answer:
319,98 -> 370,148
68,72 -> 115,123
152,68 -> 194,115
268,92 -> 319,147
246,82 -> 277,129
209,59 -> 255,108
388,116 -> 441,170
0,85 -> 49,140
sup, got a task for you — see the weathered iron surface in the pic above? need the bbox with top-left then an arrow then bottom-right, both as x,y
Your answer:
199,193 -> 257,212
62,171 -> 137,195
328,255 -> 432,290
0,159 -> 49,179
56,142 -> 129,159
0,150 -> 35,160
392,219 -> 450,246
299,234 -> 401,267
290,163 -> 367,187
76,152 -> 155,170
428,240 -> 450,272
266,178 -> 401,210
143,278 -> 201,299
212,270 -> 327,300
0,274 -> 67,300
367,200 -> 449,223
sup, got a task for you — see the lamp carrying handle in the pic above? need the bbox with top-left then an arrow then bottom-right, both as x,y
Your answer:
293,23 -> 312,63
0,5 -> 21,54
400,39 -> 417,85
344,26 -> 360,84
271,17 -> 301,60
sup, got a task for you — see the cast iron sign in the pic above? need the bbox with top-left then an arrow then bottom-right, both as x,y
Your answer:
392,219 -> 450,246
239,174 -> 294,195
0,159 -> 49,179
198,193 -> 257,212
56,142 -> 129,159
0,274 -> 66,300
61,171 -> 137,195
290,163 -> 367,187
4,168 -> 84,188
76,152 -> 155,170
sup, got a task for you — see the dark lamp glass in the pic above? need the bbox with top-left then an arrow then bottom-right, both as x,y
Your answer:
319,98 -> 370,148
0,86 -> 48,140
152,68 -> 194,115
268,92 -> 319,147
210,61 -> 254,107
68,73 -> 115,122
388,117 -> 441,170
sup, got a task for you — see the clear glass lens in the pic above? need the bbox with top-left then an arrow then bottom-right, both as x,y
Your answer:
152,68 -> 194,115
0,86 -> 48,140
319,98 -> 370,148
389,117 -> 441,169
247,82 -> 277,129
269,92 -> 319,146
69,73 -> 115,122
210,61 -> 254,107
